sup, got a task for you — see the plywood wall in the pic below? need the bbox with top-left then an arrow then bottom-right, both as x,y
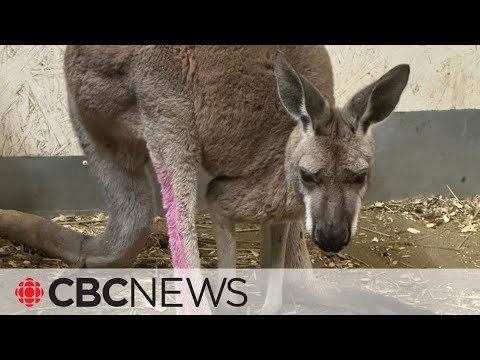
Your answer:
327,45 -> 480,112
1,45 -> 479,157
0,46 -> 81,156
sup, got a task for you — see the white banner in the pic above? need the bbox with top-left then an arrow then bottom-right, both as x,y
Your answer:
1,269 -> 479,315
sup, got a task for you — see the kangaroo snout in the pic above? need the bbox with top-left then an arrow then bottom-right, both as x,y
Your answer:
312,223 -> 350,254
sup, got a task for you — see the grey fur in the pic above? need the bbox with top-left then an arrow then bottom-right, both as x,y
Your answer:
274,52 -> 331,134
342,64 -> 411,134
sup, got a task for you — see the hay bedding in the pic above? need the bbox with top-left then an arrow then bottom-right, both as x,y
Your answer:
0,214 -> 360,269
369,192 -> 480,233
0,193 -> 479,269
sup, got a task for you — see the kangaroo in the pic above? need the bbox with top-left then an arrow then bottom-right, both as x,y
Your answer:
0,45 -> 409,313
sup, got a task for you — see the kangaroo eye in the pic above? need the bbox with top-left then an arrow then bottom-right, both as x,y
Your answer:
300,168 -> 320,184
352,172 -> 367,185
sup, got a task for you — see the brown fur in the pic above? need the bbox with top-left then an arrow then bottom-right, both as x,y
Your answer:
64,45 -> 334,222
0,45 -> 410,314
2,46 -> 409,277
60,45 -> 338,268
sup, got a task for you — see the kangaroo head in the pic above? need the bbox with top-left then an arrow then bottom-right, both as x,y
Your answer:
274,51 -> 410,254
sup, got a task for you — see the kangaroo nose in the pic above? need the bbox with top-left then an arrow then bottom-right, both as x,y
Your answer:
312,224 -> 350,253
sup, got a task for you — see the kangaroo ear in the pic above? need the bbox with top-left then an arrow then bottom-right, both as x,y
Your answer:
343,64 -> 410,134
274,51 -> 331,134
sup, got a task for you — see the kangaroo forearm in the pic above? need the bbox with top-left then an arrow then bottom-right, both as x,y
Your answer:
284,221 -> 312,269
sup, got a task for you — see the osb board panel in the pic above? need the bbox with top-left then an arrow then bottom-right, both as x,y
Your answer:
1,45 -> 479,157
0,45 -> 82,157
326,45 -> 480,112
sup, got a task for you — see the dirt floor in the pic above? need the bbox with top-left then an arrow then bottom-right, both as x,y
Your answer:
1,193 -> 479,270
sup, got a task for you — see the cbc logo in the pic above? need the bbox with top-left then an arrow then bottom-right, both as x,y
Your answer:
15,278 -> 45,308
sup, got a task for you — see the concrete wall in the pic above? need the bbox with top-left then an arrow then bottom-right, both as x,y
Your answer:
0,45 -> 479,157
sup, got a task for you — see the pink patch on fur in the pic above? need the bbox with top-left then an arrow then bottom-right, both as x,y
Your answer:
153,164 -> 190,269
